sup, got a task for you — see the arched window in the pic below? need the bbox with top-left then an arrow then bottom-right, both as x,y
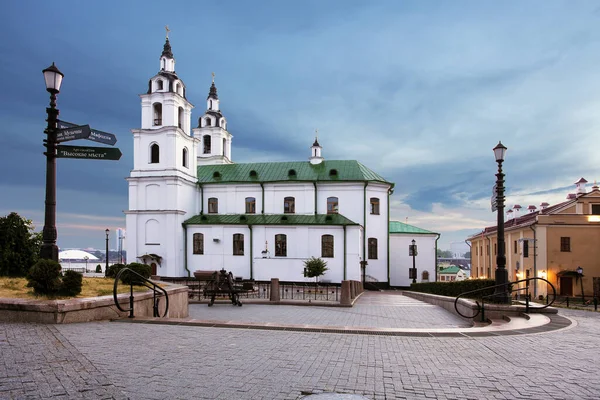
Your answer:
284,197 -> 295,214
178,106 -> 184,129
157,80 -> 163,90
150,143 -> 160,164
193,233 -> 204,254
233,234 -> 244,256
223,138 -> 226,156
209,100 -> 213,110
321,235 -> 334,258
368,238 -> 378,259
153,103 -> 162,126
182,147 -> 188,168
245,197 -> 256,214
175,83 -> 180,94
203,135 -> 211,154
370,198 -> 380,215
327,197 -> 338,214
205,118 -> 211,127
275,234 -> 287,257
145,219 -> 160,244
208,197 -> 218,214
161,59 -> 165,70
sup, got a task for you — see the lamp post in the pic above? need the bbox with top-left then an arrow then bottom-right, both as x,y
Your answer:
105,229 -> 110,277
40,63 -> 64,262
576,266 -> 584,304
493,141 -> 509,303
410,239 -> 417,284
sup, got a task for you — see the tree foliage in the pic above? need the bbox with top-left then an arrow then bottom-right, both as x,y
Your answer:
0,212 -> 42,277
303,257 -> 329,283
436,249 -> 453,258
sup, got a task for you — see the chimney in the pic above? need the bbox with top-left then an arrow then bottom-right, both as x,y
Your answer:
513,204 -> 522,219
528,205 -> 537,213
506,209 -> 513,220
567,193 -> 577,200
540,202 -> 549,210
575,178 -> 588,195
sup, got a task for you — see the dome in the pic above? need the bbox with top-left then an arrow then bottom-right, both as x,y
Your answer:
58,250 -> 99,261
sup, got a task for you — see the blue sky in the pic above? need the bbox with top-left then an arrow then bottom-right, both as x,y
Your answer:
1,0 -> 600,251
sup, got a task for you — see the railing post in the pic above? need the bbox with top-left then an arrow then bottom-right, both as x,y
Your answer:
566,297 -> 569,308
129,283 -> 134,318
341,280 -> 351,306
594,297 -> 598,312
481,299 -> 485,323
270,278 -> 280,302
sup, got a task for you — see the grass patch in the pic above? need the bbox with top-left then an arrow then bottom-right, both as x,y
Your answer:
0,277 -> 150,300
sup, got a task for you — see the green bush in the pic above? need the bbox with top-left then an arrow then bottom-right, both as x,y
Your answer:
106,263 -> 126,278
60,270 -> 83,296
26,259 -> 62,295
303,257 -> 329,283
409,279 -> 497,299
95,264 -> 102,273
120,262 -> 151,285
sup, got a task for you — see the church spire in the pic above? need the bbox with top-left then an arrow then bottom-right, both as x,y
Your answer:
160,26 -> 175,72
309,129 -> 323,164
207,72 -> 218,100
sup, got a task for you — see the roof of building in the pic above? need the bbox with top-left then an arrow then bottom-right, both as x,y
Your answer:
197,160 -> 393,185
183,213 -> 359,226
389,221 -> 438,235
439,265 -> 462,274
161,38 -> 173,58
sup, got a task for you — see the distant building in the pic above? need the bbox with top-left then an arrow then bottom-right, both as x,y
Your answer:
438,266 -> 467,282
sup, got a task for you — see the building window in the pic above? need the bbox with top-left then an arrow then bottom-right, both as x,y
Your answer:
153,103 -> 162,126
284,197 -> 295,214
370,198 -> 380,215
233,234 -> 244,256
514,240 -> 517,254
193,233 -> 203,255
523,240 -> 529,258
157,80 -> 163,90
327,197 -> 338,214
475,246 -> 478,256
321,235 -> 334,258
245,197 -> 256,214
494,243 -> 497,255
223,138 -> 226,157
209,100 -> 213,110
205,117 -> 211,127
150,143 -> 159,164
203,135 -> 211,154
592,204 -> 600,215
560,237 -> 570,252
178,106 -> 184,129
208,198 -> 218,214
368,238 -> 378,259
182,148 -> 188,168
486,245 -> 489,256
275,234 -> 287,257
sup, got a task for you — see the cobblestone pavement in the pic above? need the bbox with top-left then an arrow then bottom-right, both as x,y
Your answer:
1,293 -> 599,400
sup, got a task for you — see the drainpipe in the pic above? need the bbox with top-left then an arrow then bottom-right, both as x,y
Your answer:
464,239 -> 471,278
313,182 -> 318,215
530,225 -> 537,297
183,224 -> 191,277
435,233 -> 441,282
387,187 -> 391,285
260,183 -> 265,214
343,225 -> 347,281
249,225 -> 253,279
199,184 -> 204,215
362,182 -> 368,276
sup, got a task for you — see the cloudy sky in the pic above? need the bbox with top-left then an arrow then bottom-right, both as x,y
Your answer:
1,0 -> 599,251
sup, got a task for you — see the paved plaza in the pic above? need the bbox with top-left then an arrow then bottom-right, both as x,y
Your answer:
1,292 -> 599,399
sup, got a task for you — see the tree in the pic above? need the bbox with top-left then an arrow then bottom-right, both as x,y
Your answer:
436,249 -> 453,258
303,257 -> 329,284
0,212 -> 42,277
463,251 -> 471,259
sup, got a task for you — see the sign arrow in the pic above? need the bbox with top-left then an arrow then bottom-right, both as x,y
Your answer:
58,120 -> 117,146
57,145 -> 122,161
56,124 -> 91,143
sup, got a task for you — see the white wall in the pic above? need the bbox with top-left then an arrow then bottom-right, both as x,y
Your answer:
389,234 -> 438,287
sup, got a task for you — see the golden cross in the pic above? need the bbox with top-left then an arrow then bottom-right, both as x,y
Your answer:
212,72 -> 215,83
315,128 -> 318,139
165,25 -> 170,39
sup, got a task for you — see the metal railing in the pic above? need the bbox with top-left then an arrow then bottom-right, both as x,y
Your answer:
454,277 -> 556,322
113,268 -> 169,318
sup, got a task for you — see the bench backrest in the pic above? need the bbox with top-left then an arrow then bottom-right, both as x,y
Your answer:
194,270 -> 217,281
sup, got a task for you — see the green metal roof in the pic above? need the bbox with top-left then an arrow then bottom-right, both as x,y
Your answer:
183,213 -> 359,226
196,160 -> 393,185
389,221 -> 438,235
439,266 -> 462,274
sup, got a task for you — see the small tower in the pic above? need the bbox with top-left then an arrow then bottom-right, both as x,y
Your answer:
309,131 -> 323,165
193,73 -> 233,165
575,178 -> 588,195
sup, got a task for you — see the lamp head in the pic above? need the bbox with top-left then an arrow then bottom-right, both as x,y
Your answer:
576,266 -> 583,275
42,62 -> 64,93
105,228 -> 109,236
493,141 -> 507,162
411,239 -> 416,245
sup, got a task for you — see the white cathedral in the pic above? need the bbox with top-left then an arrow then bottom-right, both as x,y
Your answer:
125,36 -> 438,286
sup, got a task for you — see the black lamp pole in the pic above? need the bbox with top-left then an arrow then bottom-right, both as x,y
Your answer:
577,266 -> 584,304
105,229 -> 110,277
493,142 -> 509,303
411,239 -> 417,284
40,63 -> 64,262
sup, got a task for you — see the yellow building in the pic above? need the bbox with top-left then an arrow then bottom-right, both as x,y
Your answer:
467,179 -> 600,299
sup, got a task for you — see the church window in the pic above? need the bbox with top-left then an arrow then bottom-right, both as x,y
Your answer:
208,198 -> 218,214
153,103 -> 162,126
175,83 -> 180,94
209,100 -> 213,110
193,233 -> 204,255
233,234 -> 244,256
368,238 -> 378,259
249,170 -> 258,177
157,80 -> 163,90
178,107 -> 184,129
205,118 -> 211,127
370,198 -> 380,215
288,169 -> 296,177
329,169 -> 338,176
203,135 -> 211,154
327,197 -> 338,214
245,197 -> 256,214
275,234 -> 287,257
182,147 -> 188,168
223,138 -> 226,156
321,235 -> 334,258
284,197 -> 295,214
150,143 -> 160,164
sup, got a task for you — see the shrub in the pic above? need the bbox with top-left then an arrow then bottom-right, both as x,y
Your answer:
409,279 -> 497,299
26,259 -> 62,295
303,257 -> 328,283
106,263 -> 126,278
120,262 -> 151,285
95,264 -> 102,273
61,270 -> 83,296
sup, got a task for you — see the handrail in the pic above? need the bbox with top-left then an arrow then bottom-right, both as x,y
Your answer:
113,268 -> 169,318
454,277 -> 556,321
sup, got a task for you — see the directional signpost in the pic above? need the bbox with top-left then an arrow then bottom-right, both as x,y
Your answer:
57,145 -> 122,160
58,120 -> 117,145
491,184 -> 498,212
56,124 -> 91,143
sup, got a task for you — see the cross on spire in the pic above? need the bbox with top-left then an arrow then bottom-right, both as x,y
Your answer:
212,72 -> 215,83
165,25 -> 170,39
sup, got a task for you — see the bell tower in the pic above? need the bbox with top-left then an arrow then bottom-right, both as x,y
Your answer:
193,73 -> 233,165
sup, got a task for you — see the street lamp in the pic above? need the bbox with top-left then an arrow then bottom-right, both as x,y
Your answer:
105,229 -> 110,277
576,266 -> 584,304
409,239 -> 417,284
40,63 -> 64,262
493,141 -> 509,303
